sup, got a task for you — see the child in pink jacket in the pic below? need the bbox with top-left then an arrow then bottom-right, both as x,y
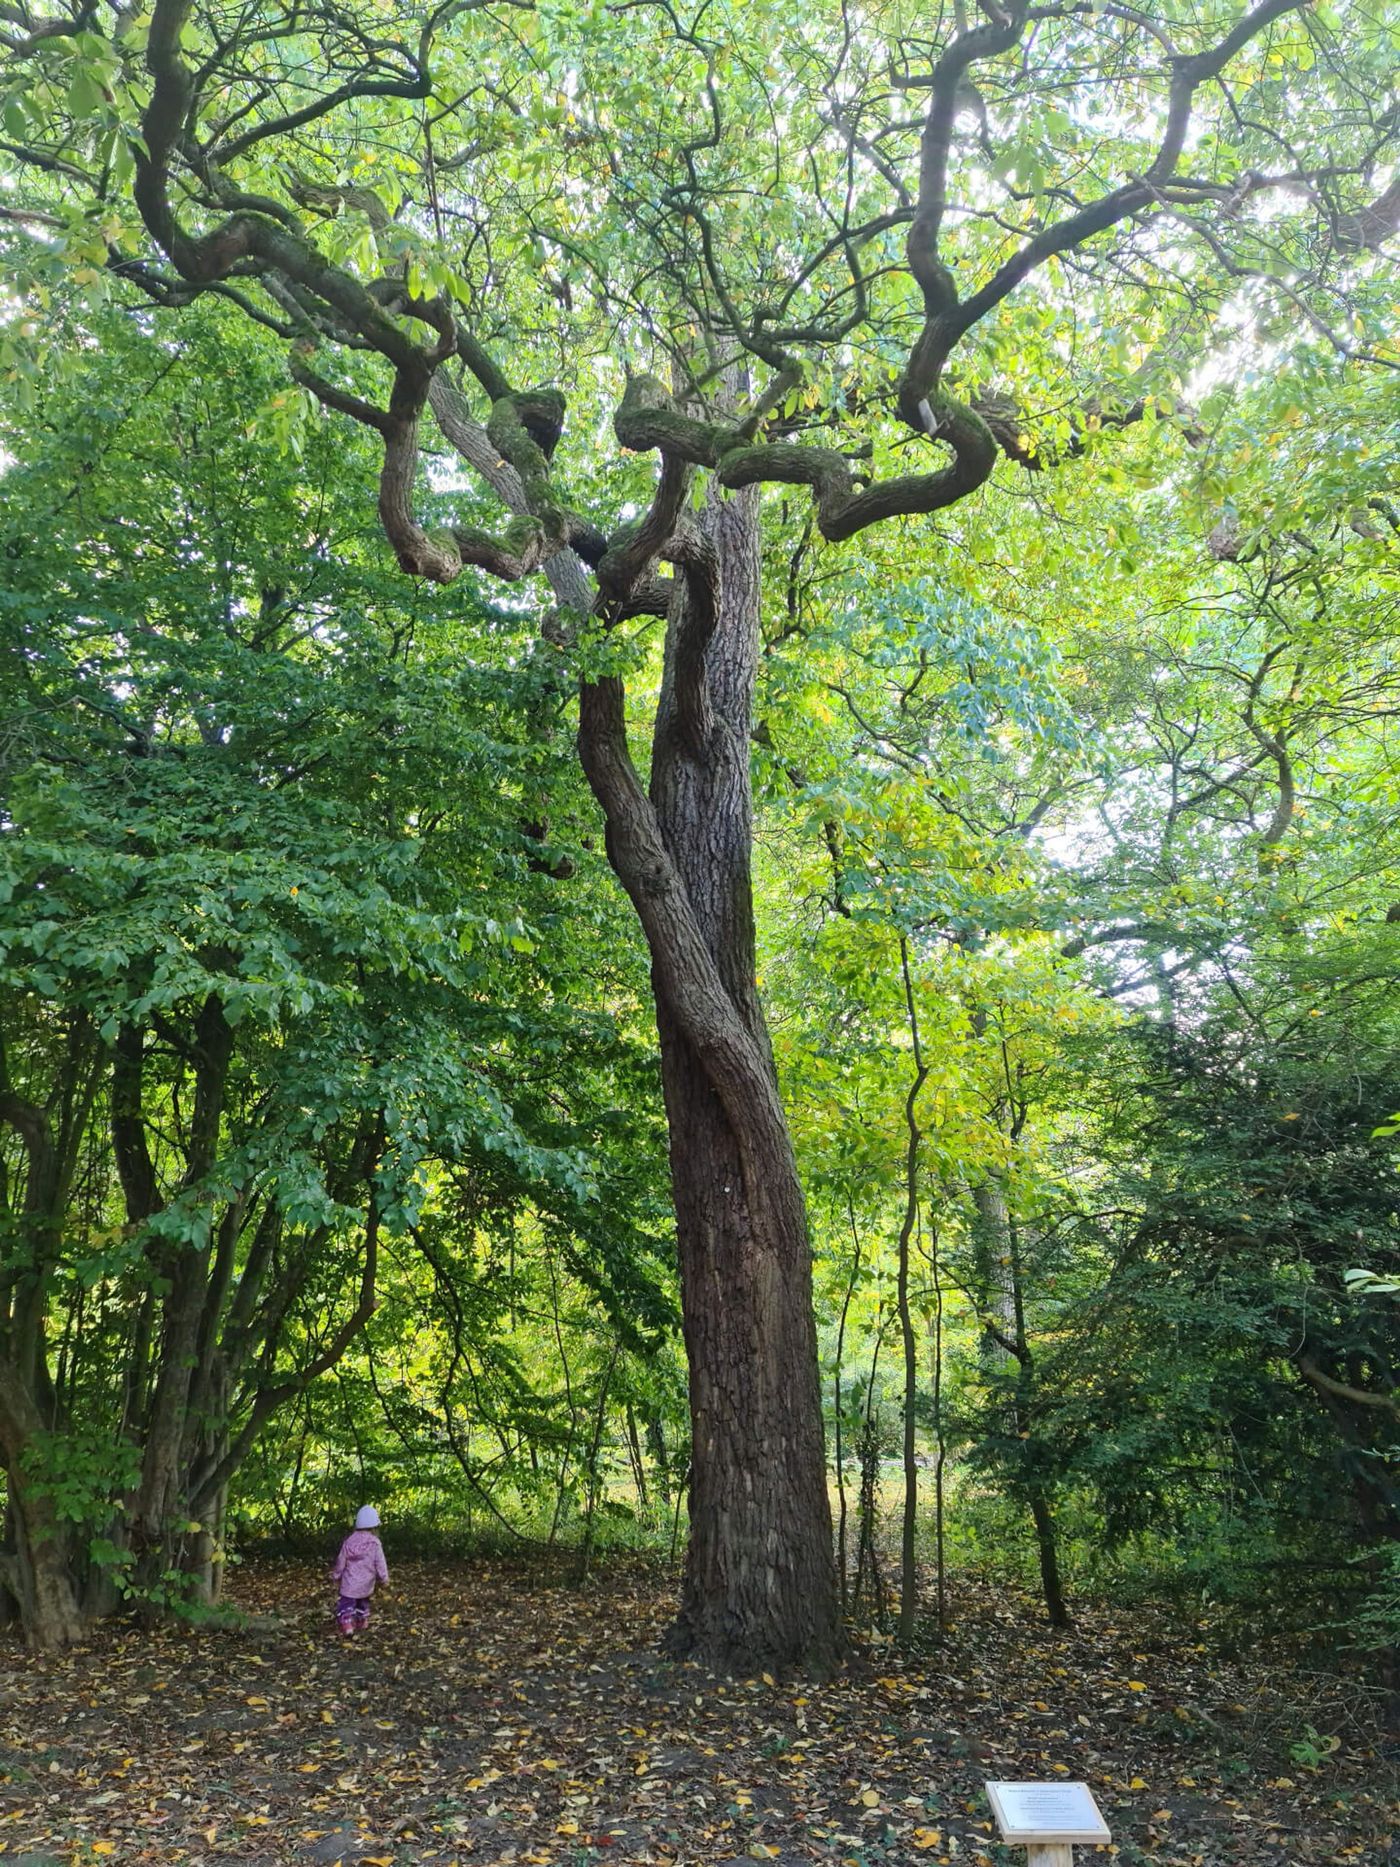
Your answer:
330,1505 -> 389,1635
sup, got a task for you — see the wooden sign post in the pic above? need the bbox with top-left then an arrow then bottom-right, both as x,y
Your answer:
986,1780 -> 1111,1867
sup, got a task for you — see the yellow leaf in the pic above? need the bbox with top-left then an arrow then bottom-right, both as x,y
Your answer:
913,1828 -> 943,1849
861,1788 -> 881,1807
1127,1680 -> 1146,1692
93,1847 -> 116,1858
1130,1776 -> 1148,1789
557,1821 -> 579,1836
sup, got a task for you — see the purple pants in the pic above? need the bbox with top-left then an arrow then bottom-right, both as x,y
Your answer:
336,1594 -> 371,1633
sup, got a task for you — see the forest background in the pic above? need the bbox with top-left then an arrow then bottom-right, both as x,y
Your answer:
0,0 -> 1397,1703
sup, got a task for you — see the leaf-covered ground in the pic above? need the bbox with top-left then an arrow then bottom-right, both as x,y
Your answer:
1,1558 -> 1394,1866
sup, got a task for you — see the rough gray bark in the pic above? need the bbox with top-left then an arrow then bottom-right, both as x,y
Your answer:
644,486 -> 840,1672
575,480 -> 841,1671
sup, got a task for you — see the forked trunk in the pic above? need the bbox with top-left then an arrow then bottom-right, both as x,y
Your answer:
579,482 -> 840,1673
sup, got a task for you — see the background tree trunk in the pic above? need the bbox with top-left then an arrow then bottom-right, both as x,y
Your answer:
973,1174 -> 1071,1629
896,937 -> 928,1644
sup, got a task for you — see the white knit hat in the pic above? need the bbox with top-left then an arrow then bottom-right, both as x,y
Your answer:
354,1505 -> 381,1529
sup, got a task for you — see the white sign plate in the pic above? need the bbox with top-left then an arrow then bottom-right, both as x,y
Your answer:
986,1780 -> 1111,1845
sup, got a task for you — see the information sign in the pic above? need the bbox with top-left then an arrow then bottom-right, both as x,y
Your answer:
986,1780 -> 1111,1845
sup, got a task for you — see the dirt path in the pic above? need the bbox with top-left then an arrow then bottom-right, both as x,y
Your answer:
0,1559 -> 1393,1865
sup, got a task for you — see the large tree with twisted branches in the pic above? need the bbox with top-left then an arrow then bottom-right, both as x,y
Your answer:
3,0 -> 1395,1665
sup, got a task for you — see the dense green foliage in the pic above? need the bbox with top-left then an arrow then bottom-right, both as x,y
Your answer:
0,306 -> 678,1620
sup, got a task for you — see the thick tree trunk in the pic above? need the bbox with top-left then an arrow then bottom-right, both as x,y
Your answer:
654,487 -> 838,1671
0,1361 -> 87,1649
6,1482 -> 86,1649
655,1014 -> 837,1670
579,483 -> 841,1673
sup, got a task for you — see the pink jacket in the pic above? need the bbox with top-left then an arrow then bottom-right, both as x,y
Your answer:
331,1529 -> 388,1598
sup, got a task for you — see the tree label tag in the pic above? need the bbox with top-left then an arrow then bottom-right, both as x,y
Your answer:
986,1780 -> 1111,1844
